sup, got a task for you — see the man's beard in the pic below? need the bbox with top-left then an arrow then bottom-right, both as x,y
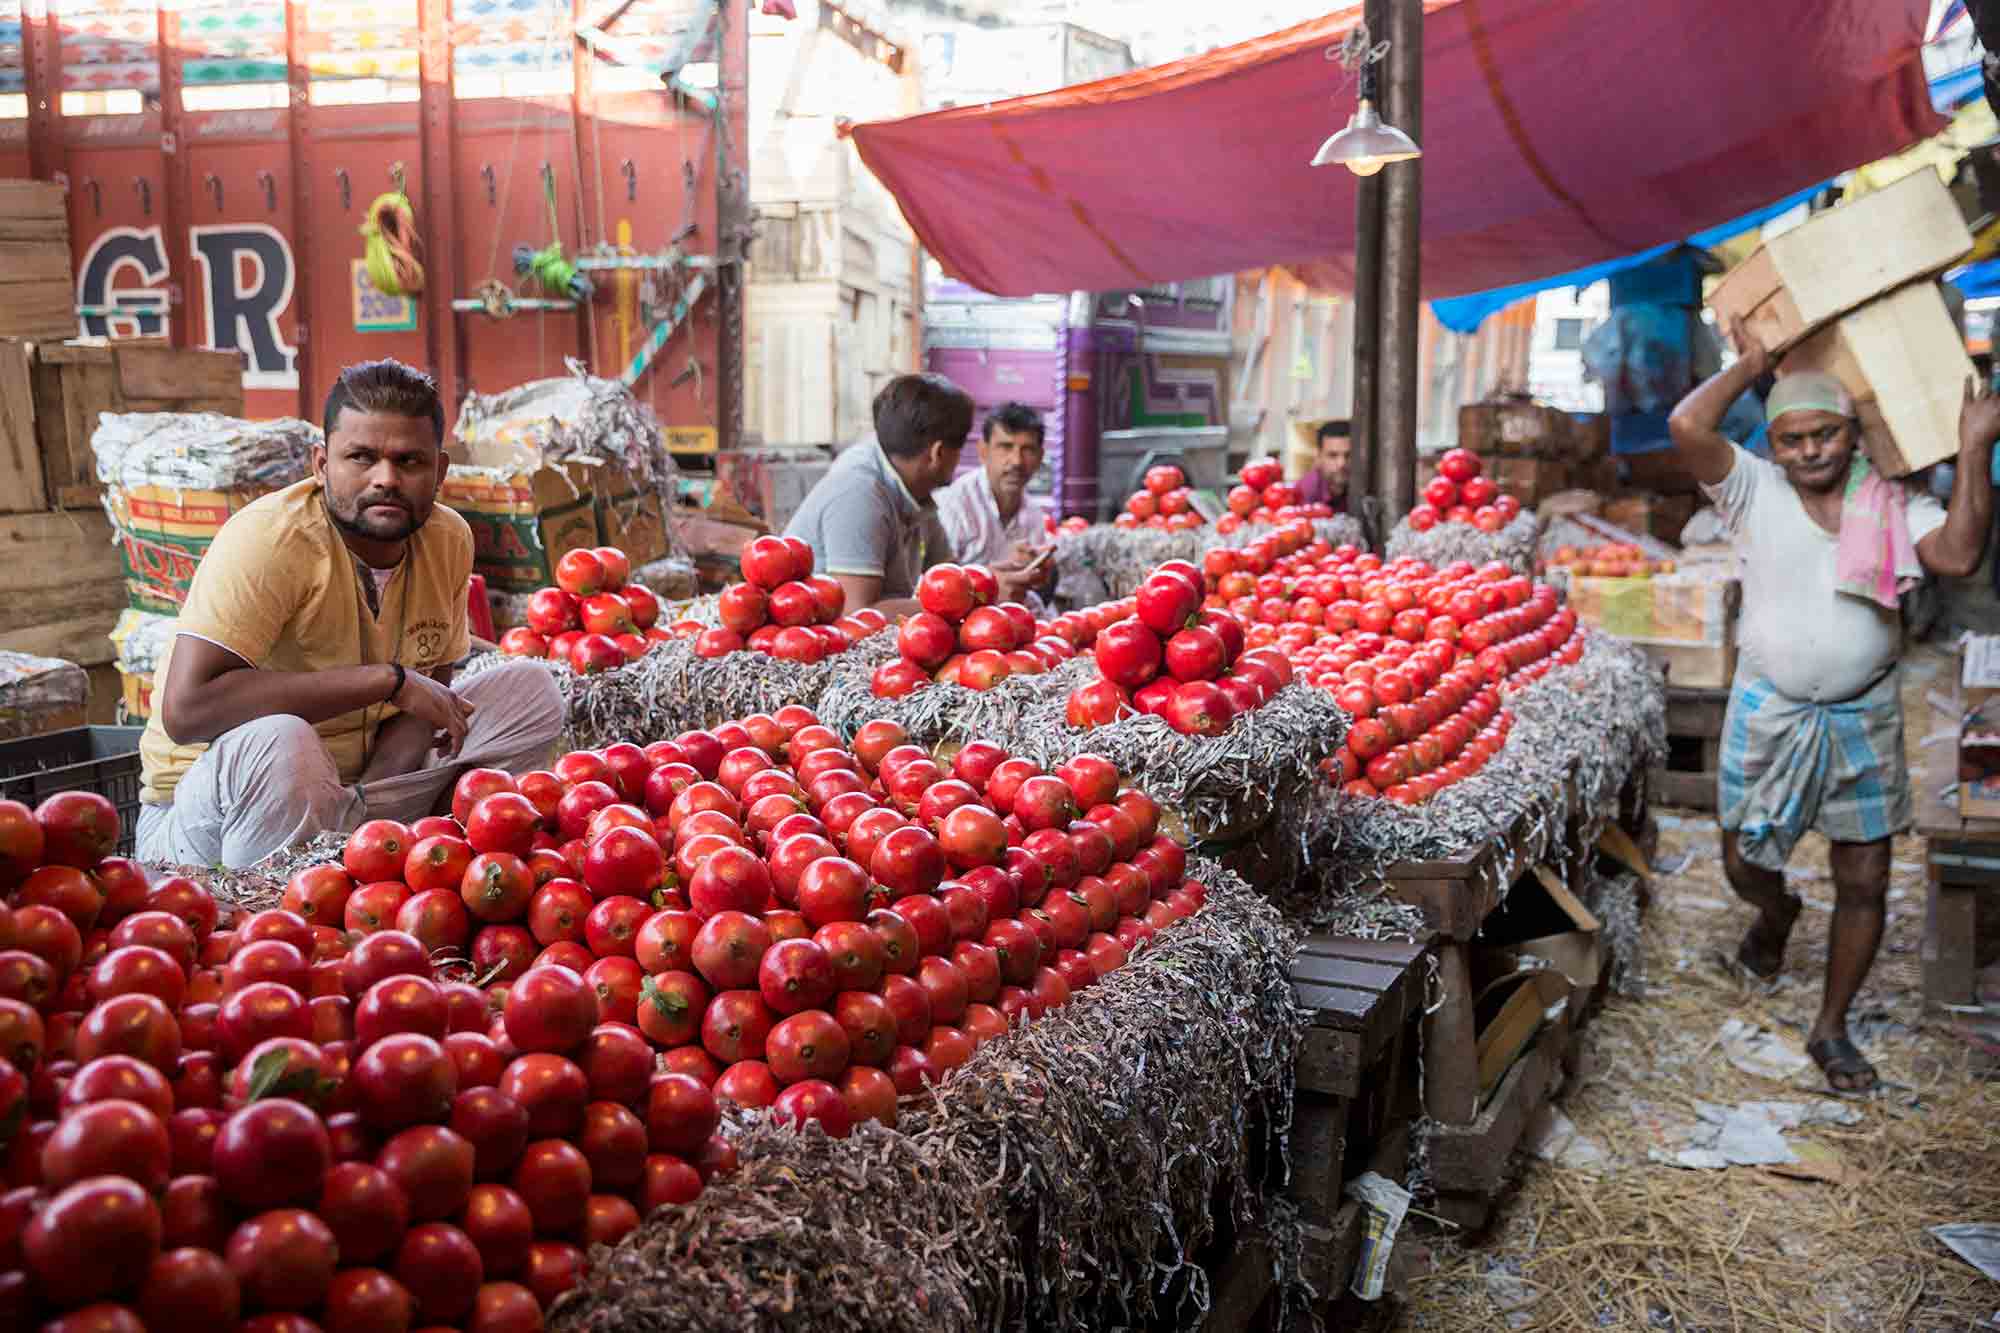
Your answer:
326,490 -> 428,543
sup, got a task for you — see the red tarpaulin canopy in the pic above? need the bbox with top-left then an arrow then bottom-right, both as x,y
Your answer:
846,0 -> 1943,300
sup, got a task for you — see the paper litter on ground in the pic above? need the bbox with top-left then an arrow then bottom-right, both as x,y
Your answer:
1932,1224 -> 2000,1283
1650,1099 -> 1862,1170
1718,1017 -> 1812,1081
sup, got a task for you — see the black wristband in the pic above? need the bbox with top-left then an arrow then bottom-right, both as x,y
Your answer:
388,663 -> 407,703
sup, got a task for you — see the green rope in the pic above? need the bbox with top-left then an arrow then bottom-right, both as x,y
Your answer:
511,166 -> 591,300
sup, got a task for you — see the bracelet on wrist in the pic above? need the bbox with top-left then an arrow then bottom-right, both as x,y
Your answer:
388,663 -> 407,703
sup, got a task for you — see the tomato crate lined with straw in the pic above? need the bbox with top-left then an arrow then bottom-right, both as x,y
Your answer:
0,726 -> 145,856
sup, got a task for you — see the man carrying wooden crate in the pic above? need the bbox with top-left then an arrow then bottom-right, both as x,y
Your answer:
1667,325 -> 2000,1092
135,359 -> 565,869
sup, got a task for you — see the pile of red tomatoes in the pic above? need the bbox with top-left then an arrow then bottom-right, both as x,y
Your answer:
1111,464 -> 1206,533
697,535 -> 888,665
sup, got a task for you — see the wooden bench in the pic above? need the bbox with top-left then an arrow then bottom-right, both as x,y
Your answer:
1916,741 -> 1999,1011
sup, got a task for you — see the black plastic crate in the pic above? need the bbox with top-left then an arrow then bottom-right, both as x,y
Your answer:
0,727 -> 145,857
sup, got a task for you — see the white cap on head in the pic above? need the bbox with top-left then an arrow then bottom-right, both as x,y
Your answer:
1765,371 -> 1854,425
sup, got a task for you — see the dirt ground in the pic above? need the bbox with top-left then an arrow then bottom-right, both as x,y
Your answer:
1395,646 -> 2000,1332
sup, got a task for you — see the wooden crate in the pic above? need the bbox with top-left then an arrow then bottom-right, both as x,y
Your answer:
1202,933 -> 1431,1331
30,340 -> 246,507
0,182 -> 77,343
0,341 -> 48,513
0,509 -> 127,666
1650,685 -> 1726,811
1915,739 -> 2000,1010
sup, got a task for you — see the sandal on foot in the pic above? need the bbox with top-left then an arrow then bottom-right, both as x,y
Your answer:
1735,895 -> 1802,981
1807,1034 -> 1878,1095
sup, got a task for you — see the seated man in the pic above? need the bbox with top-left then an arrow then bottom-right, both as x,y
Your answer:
1295,418 -> 1352,512
935,401 -> 1056,606
785,373 -> 971,616
137,359 -> 565,869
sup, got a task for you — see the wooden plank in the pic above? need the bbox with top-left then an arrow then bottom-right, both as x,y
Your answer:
115,346 -> 244,406
1665,688 -> 1728,738
1921,867 -> 1979,1009
0,341 -> 49,513
0,218 -> 68,244
1285,1092 -> 1349,1218
57,360 -> 121,494
32,344 -> 117,367
1290,953 -> 1406,996
0,244 -> 74,285
1293,978 -> 1376,1031
0,286 -> 80,342
1648,766 -> 1716,812
1425,1029 -> 1567,1198
1200,1227 -> 1274,1332
0,181 -> 67,219
1297,1026 -> 1364,1098
0,510 -> 127,667
1298,934 -> 1427,969
1,613 -> 123,667
1422,941 -> 1481,1124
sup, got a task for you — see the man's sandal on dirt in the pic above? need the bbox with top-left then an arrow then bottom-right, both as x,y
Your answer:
1807,1034 -> 1878,1095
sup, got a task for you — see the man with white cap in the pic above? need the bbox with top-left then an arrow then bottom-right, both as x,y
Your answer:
1669,321 -> 2000,1092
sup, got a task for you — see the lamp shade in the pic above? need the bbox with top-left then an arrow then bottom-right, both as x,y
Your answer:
1311,97 -> 1421,176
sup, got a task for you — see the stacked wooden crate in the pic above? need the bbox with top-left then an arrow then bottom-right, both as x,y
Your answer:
0,180 -> 246,722
0,181 -> 80,344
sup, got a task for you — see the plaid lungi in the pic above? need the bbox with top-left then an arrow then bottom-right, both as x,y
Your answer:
1717,667 -> 1910,871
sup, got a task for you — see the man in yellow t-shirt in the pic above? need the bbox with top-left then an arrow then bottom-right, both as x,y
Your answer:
135,359 -> 564,869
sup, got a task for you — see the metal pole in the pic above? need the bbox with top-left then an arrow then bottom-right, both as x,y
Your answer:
1348,0 -> 1388,509
284,0 -> 316,417
156,5 -> 193,350
713,0 -> 748,454
417,0 -> 464,411
1377,0 -> 1423,519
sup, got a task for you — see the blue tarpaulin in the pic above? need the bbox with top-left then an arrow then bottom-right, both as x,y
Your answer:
1949,257 -> 2000,299
1430,183 -> 1829,333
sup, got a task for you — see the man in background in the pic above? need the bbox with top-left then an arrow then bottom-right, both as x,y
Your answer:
936,401 -> 1056,606
785,372 -> 970,616
1296,419 -> 1352,512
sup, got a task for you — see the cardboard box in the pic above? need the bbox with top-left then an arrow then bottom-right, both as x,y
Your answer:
103,483 -> 276,614
1959,636 -> 2000,817
592,463 -> 669,570
1708,171 -> 1971,355
440,463 -> 604,594
117,669 -> 153,724
1781,282 -> 1975,478
1567,572 -> 1739,689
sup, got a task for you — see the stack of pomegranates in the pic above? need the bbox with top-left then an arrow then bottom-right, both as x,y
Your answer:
1062,564 -> 1294,738
1404,449 -> 1524,534
1214,458 -> 1340,536
1110,464 -> 1206,533
496,546 -> 672,676
693,535 -> 888,665
869,564 -> 1078,697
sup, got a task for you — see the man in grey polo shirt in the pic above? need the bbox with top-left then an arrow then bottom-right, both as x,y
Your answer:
786,373 -> 972,614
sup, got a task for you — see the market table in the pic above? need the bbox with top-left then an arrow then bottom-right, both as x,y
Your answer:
1917,739 -> 2000,1010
